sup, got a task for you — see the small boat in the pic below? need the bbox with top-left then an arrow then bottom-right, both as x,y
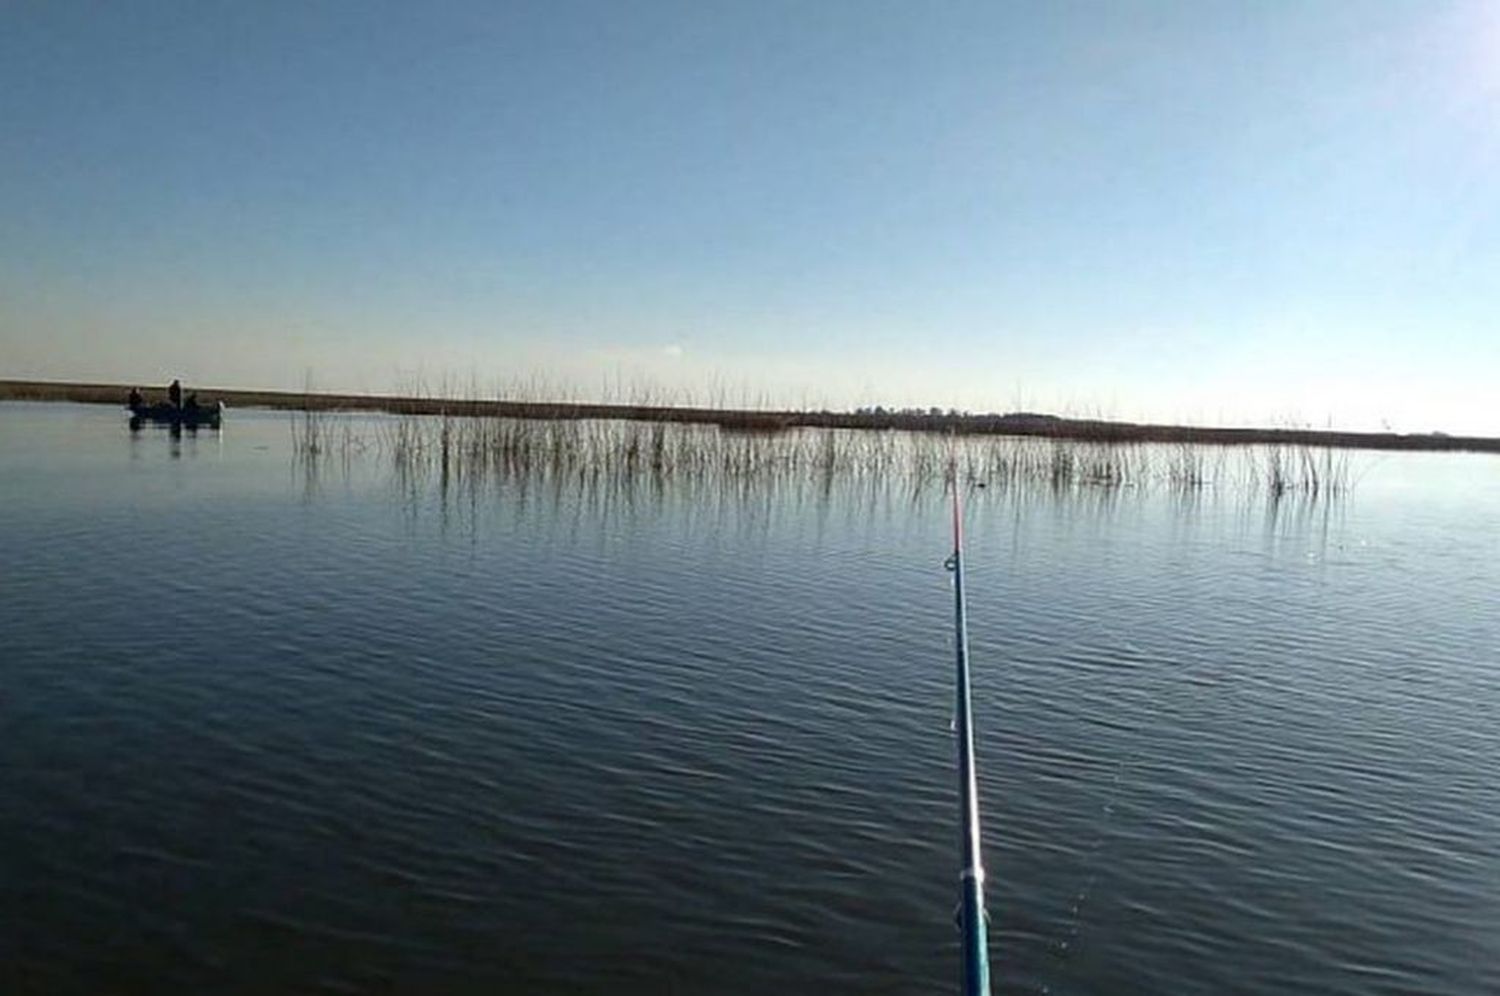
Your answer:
128,400 -> 224,429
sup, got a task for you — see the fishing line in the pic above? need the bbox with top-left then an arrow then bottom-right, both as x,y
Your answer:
1048,753 -> 1131,962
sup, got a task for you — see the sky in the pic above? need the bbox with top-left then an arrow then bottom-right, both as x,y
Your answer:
2,1 -> 1497,432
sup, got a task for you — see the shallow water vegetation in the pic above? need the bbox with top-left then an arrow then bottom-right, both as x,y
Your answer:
290,409 -> 367,463
301,410 -> 1353,506
1249,442 -> 1353,501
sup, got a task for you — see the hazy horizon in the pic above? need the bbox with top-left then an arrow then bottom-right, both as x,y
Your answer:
4,2 -> 1497,434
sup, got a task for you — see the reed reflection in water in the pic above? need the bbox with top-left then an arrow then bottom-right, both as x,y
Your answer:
291,410 -> 1356,518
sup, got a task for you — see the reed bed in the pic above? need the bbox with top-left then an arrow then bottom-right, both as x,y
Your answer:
293,409 -> 1354,504
289,409 -> 368,462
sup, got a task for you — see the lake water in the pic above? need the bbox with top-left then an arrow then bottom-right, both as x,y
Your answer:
3,401 -> 1498,994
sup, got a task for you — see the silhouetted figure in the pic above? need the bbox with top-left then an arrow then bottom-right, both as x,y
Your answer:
128,387 -> 143,411
168,379 -> 182,410
185,391 -> 199,411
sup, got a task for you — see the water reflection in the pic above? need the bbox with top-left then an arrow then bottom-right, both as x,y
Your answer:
6,402 -> 1498,995
127,416 -> 225,460
289,413 -> 1356,541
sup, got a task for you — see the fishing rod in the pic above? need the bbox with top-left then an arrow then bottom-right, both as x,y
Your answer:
946,468 -> 992,996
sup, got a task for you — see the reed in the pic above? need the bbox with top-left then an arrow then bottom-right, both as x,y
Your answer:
351,408 -> 1353,506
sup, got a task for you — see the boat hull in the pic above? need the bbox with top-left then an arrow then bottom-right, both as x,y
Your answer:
128,402 -> 223,429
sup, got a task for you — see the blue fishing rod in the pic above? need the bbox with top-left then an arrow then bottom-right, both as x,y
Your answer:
946,471 -> 992,996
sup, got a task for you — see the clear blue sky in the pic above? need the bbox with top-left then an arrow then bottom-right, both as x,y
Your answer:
3,1 -> 1497,430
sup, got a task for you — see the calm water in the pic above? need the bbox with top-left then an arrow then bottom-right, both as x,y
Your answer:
3,402 -> 1498,994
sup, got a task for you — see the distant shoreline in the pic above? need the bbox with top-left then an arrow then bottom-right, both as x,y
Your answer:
3,378 -> 1496,454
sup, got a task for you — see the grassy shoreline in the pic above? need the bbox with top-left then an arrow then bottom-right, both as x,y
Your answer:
4,377 -> 1496,454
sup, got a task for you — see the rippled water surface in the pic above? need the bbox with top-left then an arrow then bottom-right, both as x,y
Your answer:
3,402 -> 1498,994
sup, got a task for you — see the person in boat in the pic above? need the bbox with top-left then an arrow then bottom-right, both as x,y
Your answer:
168,379 -> 183,410
127,387 -> 143,411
